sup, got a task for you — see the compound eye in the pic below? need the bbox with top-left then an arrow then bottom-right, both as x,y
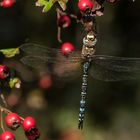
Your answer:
87,34 -> 95,41
84,8 -> 92,14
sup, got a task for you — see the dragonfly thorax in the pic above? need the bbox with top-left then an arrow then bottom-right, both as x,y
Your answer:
82,46 -> 95,59
82,31 -> 97,59
83,32 -> 97,47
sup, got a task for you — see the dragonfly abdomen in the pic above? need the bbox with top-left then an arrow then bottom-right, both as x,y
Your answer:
78,61 -> 90,129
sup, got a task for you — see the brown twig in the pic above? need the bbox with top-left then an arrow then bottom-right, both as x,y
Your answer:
0,105 -> 12,114
56,8 -> 80,21
57,26 -> 62,43
0,109 -> 5,132
0,105 -> 24,121
56,8 -> 63,43
0,94 -> 8,107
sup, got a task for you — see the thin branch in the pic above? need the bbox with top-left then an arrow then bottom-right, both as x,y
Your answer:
0,109 -> 5,132
0,105 -> 12,114
56,8 -> 63,43
57,27 -> 62,43
56,8 -> 80,22
0,94 -> 8,107
0,106 -> 24,121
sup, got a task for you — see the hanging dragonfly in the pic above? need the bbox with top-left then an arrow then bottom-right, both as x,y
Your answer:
1,34 -> 140,129
0,1 -> 138,129
11,34 -> 139,129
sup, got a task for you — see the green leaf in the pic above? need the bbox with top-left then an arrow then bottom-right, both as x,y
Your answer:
0,48 -> 20,58
58,0 -> 68,11
9,77 -> 21,89
35,0 -> 68,12
36,0 -> 48,6
43,0 -> 54,12
36,0 -> 54,12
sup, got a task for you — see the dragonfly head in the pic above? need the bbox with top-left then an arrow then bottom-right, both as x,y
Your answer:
87,33 -> 95,41
83,32 -> 97,48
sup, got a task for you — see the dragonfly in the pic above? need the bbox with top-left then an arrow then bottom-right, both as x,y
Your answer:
13,30 -> 140,129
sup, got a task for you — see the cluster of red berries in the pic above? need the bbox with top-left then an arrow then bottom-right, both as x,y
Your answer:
0,65 -> 21,89
0,113 -> 40,140
57,1 -> 94,53
59,0 -> 118,56
57,13 -> 75,55
0,0 -> 14,8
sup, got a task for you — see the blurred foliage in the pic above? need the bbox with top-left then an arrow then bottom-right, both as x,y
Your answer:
36,0 -> 68,12
0,48 -> 19,58
0,0 -> 140,140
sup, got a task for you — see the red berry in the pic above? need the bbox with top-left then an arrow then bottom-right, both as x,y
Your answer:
22,117 -> 36,131
58,15 -> 71,28
61,42 -> 75,55
2,0 -> 14,8
6,113 -> 21,130
39,74 -> 52,89
0,65 -> 9,79
1,131 -> 15,140
22,117 -> 40,140
78,0 -> 93,12
25,127 -> 40,140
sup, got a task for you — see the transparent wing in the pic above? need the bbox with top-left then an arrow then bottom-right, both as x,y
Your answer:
20,56 -> 48,70
19,43 -> 82,78
19,43 -> 81,63
19,43 -> 140,81
19,43 -> 62,56
90,55 -> 140,81
20,55 -> 81,78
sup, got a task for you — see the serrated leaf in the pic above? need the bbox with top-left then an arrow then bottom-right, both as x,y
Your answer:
36,0 -> 54,12
0,48 -> 20,58
36,0 -> 48,6
42,0 -> 54,12
58,0 -> 68,11
36,0 -> 68,12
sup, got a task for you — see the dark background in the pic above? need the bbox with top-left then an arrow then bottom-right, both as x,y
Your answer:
0,0 -> 140,140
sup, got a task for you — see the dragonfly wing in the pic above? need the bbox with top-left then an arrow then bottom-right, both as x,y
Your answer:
90,55 -> 140,81
21,55 -> 81,79
52,61 -> 81,81
20,43 -> 82,78
19,43 -> 81,62
19,43 -> 61,56
20,55 -> 49,74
